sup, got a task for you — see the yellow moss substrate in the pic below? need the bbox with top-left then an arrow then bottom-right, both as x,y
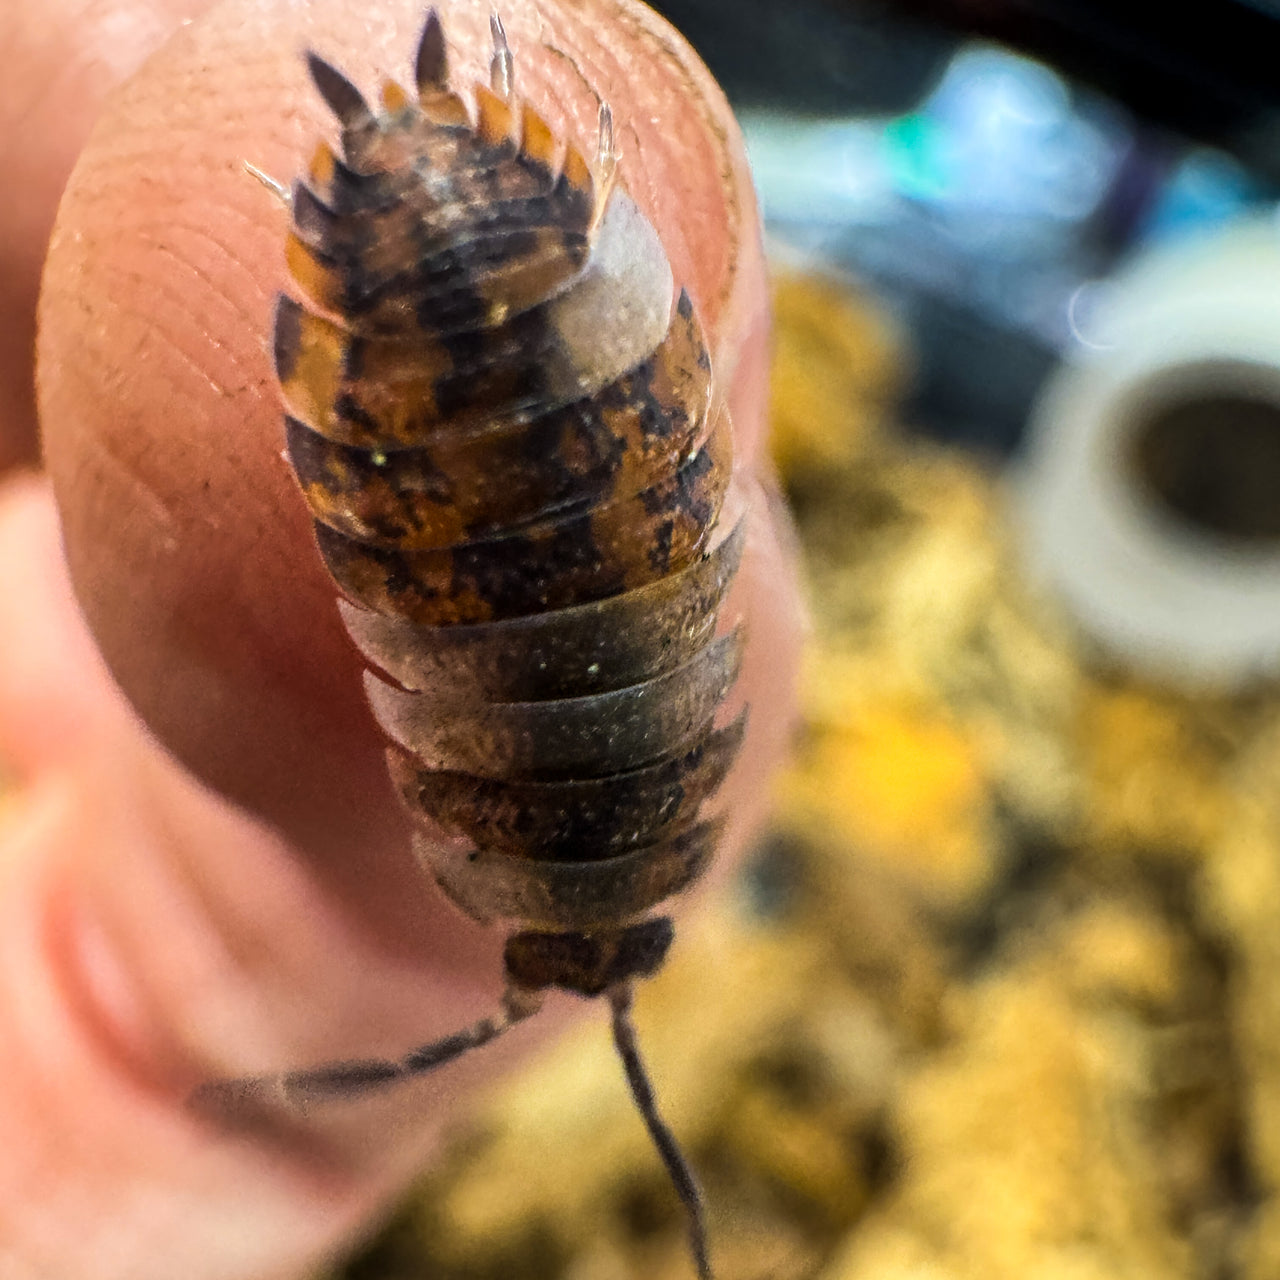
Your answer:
339,274 -> 1278,1280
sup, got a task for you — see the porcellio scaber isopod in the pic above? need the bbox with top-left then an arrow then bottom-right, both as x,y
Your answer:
198,11 -> 746,1276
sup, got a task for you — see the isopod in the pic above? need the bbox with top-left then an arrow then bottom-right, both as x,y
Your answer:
198,12 -> 745,1277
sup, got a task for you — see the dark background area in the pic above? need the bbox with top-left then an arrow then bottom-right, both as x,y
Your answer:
646,0 -> 1280,456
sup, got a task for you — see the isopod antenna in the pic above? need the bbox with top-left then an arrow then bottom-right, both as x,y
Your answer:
610,983 -> 712,1280
191,986 -> 544,1114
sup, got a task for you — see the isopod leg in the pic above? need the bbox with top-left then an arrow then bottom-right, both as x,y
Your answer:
590,104 -> 618,235
489,13 -> 514,100
609,983 -> 712,1280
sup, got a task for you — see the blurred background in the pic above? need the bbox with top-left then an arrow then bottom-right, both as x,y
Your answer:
338,3 -> 1280,1277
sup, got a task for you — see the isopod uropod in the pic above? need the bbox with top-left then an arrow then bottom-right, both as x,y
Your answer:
200,12 -> 746,1278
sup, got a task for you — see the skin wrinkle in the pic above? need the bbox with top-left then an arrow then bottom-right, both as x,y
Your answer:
136,242 -> 263,375
520,21 -> 612,146
116,285 -> 244,398
131,822 -> 409,1092
535,40 -> 605,122
100,210 -> 276,326
92,126 -> 285,180
45,855 -> 178,1097
80,238 -> 274,416
78,152 -> 298,249
11,856 -> 383,1278
82,281 -> 238,408
134,214 -> 279,304
67,407 -> 180,539
121,761 -> 274,1024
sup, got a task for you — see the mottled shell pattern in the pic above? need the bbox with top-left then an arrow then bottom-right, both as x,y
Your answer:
275,10 -> 745,963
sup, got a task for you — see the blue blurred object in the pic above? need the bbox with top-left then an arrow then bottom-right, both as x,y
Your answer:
1140,148 -> 1260,243
743,40 -> 1276,454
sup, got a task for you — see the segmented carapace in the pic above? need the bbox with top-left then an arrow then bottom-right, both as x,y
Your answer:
201,13 -> 745,1277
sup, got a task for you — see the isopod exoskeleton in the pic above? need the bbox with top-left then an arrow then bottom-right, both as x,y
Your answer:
199,12 -> 745,1278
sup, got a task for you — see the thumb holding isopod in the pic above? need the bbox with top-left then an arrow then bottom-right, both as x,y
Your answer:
16,0 -> 804,1276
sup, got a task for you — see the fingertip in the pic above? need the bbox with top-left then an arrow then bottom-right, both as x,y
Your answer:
38,0 -> 770,874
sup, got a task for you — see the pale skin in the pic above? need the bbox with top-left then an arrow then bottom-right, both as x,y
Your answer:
1,1 -> 803,1276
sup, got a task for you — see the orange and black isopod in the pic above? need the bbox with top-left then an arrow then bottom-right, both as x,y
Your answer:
197,11 -> 745,1277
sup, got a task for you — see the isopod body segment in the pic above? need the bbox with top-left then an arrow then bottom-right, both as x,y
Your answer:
278,9 -> 744,998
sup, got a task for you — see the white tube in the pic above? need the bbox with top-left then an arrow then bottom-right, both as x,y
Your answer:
1017,217 -> 1280,685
